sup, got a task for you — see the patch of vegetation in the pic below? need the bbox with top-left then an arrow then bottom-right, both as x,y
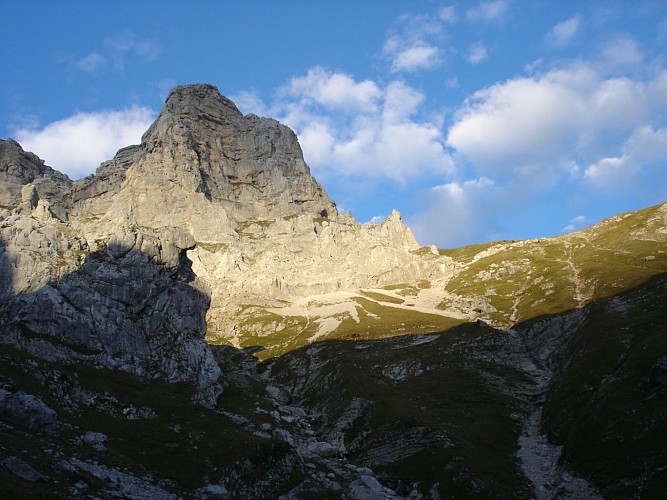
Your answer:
441,204 -> 667,326
235,310 -> 318,360
330,297 -> 463,342
360,290 -> 405,304
235,219 -> 275,238
196,241 -> 229,253
438,241 -> 510,263
381,281 -> 430,296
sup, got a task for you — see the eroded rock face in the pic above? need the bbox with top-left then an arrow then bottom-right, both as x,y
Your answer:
0,139 -> 72,220
0,83 -> 447,398
0,214 -> 221,406
65,84 -> 452,343
78,84 -> 337,235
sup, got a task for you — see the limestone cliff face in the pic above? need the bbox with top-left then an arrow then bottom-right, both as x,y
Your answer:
75,84 -> 337,237
67,84 -> 452,343
0,83 -> 451,391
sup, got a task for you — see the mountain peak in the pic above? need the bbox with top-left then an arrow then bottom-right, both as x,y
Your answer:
162,84 -> 243,122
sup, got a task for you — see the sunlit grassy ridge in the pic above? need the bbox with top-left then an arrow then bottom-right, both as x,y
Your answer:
216,202 -> 666,358
229,297 -> 464,361
441,203 -> 667,325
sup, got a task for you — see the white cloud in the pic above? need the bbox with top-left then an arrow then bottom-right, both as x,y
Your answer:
13,107 -> 156,179
583,155 -> 635,189
547,15 -> 582,47
623,125 -> 667,163
254,69 -> 453,184
447,74 -> 585,173
561,215 -> 589,233
446,59 -> 667,184
232,89 -> 271,117
408,177 -> 505,247
389,44 -> 441,72
466,42 -> 488,65
598,35 -> 644,73
583,125 -> 667,191
285,66 -> 381,112
76,53 -> 107,74
466,0 -> 508,23
382,11 -> 447,74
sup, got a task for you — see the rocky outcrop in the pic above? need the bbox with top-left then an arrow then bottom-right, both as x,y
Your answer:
69,144 -> 142,217
0,139 -> 72,220
0,213 -> 221,406
75,84 -> 337,236
0,388 -> 58,431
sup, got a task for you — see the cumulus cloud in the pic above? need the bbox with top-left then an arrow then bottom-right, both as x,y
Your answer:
447,73 -> 585,173
583,125 -> 667,191
389,44 -> 441,72
547,15 -> 582,47
466,0 -> 508,23
583,155 -> 635,189
284,67 -> 381,112
13,107 -> 156,179
446,56 -> 667,190
240,68 -> 454,184
382,11 -> 447,74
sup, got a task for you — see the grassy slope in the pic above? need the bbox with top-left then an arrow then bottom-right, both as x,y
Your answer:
540,273 -> 667,498
0,343 -> 301,499
442,203 -> 667,325
224,203 -> 666,359
266,324 -> 533,498
234,297 -> 464,361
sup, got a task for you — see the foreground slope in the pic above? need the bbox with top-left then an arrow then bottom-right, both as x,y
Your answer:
1,275 -> 664,498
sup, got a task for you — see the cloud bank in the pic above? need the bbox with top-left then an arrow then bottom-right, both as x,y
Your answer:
14,107 -> 156,179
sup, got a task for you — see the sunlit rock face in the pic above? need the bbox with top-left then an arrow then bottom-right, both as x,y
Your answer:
64,84 -> 452,344
0,83 -> 448,398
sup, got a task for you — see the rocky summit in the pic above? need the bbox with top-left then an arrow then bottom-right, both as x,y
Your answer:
0,84 -> 666,498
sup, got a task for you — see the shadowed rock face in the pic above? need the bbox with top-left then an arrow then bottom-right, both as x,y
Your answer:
0,217 -> 221,407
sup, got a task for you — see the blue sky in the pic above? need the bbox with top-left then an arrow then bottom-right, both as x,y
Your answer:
2,1 -> 666,248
